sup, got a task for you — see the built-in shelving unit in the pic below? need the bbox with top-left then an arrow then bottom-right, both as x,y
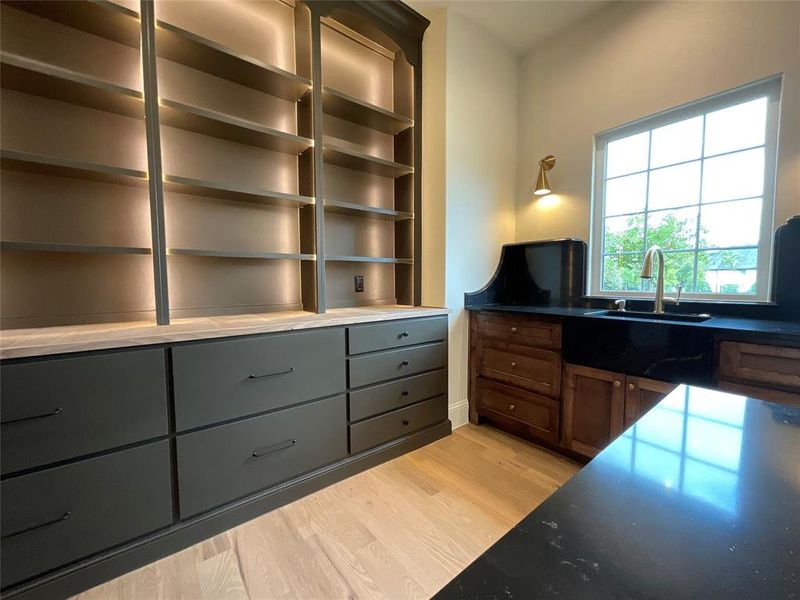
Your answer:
320,12 -> 417,308
0,0 -> 153,329
0,0 -> 425,329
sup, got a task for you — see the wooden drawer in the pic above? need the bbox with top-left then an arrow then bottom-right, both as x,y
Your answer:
475,312 -> 561,350
716,380 -> 800,406
349,369 -> 447,422
480,341 -> 561,398
177,395 -> 348,518
349,342 -> 447,388
348,316 -> 447,355
1,441 -> 172,588
349,395 -> 447,454
0,349 -> 168,475
719,341 -> 800,390
172,328 -> 345,431
477,378 -> 559,445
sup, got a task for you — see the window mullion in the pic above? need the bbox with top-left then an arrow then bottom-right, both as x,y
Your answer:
693,115 -> 707,293
641,131 -> 652,292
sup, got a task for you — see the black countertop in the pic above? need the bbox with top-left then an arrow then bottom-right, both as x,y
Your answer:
469,303 -> 800,341
435,386 -> 800,600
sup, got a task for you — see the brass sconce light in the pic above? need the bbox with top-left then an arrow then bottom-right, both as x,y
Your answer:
534,155 -> 556,195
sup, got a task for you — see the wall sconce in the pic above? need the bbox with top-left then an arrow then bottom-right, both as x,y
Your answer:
534,155 -> 556,196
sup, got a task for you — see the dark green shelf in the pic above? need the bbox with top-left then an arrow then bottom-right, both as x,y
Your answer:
159,98 -> 312,154
5,0 -> 141,48
1,52 -> 144,118
322,87 -> 413,135
168,248 -> 315,261
323,142 -> 413,179
325,255 -> 413,264
324,199 -> 413,221
156,20 -> 311,101
162,174 -> 314,208
1,241 -> 151,255
1,150 -> 148,187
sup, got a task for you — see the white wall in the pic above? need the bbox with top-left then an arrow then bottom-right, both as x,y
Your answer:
417,8 -> 519,427
515,1 -> 800,242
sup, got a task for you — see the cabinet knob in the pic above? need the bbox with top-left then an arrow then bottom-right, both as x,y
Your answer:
509,404 -> 516,411
510,326 -> 518,333
399,331 -> 409,338
511,361 -> 517,368
613,380 -> 621,387
401,390 -> 409,397
402,419 -> 410,426
400,360 -> 409,367
628,383 -> 635,391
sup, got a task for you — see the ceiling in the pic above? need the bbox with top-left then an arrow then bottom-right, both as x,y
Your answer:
407,0 -> 609,55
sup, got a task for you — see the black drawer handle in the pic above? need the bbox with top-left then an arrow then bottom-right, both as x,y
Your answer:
400,360 -> 409,367
1,407 -> 63,426
401,390 -> 410,397
1,511 -> 71,539
399,331 -> 409,338
402,419 -> 410,426
251,439 -> 297,458
248,367 -> 295,380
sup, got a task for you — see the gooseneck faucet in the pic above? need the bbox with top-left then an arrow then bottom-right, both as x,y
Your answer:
640,245 -> 682,314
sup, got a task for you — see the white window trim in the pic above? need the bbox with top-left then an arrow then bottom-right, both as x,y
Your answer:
588,75 -> 782,302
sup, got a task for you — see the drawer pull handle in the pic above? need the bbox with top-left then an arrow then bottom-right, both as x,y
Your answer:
401,390 -> 410,397
628,383 -> 635,391
509,404 -> 516,411
1,407 -> 63,426
511,327 -> 518,333
399,331 -> 410,338
400,360 -> 409,367
613,380 -> 621,388
2,511 -> 71,539
511,361 -> 517,368
248,367 -> 295,380
252,439 -> 297,458
402,419 -> 410,426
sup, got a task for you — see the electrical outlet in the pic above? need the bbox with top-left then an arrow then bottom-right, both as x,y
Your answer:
354,275 -> 364,293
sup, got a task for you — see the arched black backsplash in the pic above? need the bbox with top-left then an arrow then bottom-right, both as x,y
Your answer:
466,216 -> 800,321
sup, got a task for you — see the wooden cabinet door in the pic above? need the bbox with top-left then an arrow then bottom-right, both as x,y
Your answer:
624,377 -> 677,428
561,364 -> 625,458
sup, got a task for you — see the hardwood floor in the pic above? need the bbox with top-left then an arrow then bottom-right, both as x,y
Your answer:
74,425 -> 581,600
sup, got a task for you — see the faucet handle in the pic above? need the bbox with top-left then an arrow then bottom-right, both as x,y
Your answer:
614,299 -> 627,312
664,283 -> 683,306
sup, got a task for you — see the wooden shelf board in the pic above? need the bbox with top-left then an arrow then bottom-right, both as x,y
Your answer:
159,98 -> 312,154
168,248 -> 315,261
1,52 -> 144,118
155,20 -> 311,101
325,255 -> 413,264
324,199 -> 413,221
1,241 -> 151,255
162,175 -> 314,208
4,0 -> 141,48
0,150 -> 148,187
323,142 -> 413,179
322,87 -> 413,135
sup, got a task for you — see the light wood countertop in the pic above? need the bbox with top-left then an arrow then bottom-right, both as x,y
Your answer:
0,306 -> 450,360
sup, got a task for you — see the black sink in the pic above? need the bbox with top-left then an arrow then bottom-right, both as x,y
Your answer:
588,310 -> 712,323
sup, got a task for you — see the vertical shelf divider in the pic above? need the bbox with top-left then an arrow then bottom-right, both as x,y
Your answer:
140,0 -> 170,325
309,7 -> 327,313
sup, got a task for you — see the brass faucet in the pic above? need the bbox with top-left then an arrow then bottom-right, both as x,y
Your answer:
640,245 -> 682,314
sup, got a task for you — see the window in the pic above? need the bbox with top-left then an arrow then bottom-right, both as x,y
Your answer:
590,77 -> 781,301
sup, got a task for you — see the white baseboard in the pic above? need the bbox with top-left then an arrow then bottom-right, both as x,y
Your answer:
448,399 -> 469,429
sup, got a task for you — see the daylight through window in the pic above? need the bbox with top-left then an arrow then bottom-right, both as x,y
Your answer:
591,78 -> 780,300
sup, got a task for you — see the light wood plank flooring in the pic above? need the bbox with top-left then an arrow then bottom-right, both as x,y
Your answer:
74,425 -> 581,600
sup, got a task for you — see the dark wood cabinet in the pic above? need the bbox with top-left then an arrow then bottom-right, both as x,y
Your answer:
624,376 -> 677,428
716,340 -> 800,406
560,364 -> 625,458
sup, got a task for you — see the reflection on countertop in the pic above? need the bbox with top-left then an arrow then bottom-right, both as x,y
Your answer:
435,385 -> 800,600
